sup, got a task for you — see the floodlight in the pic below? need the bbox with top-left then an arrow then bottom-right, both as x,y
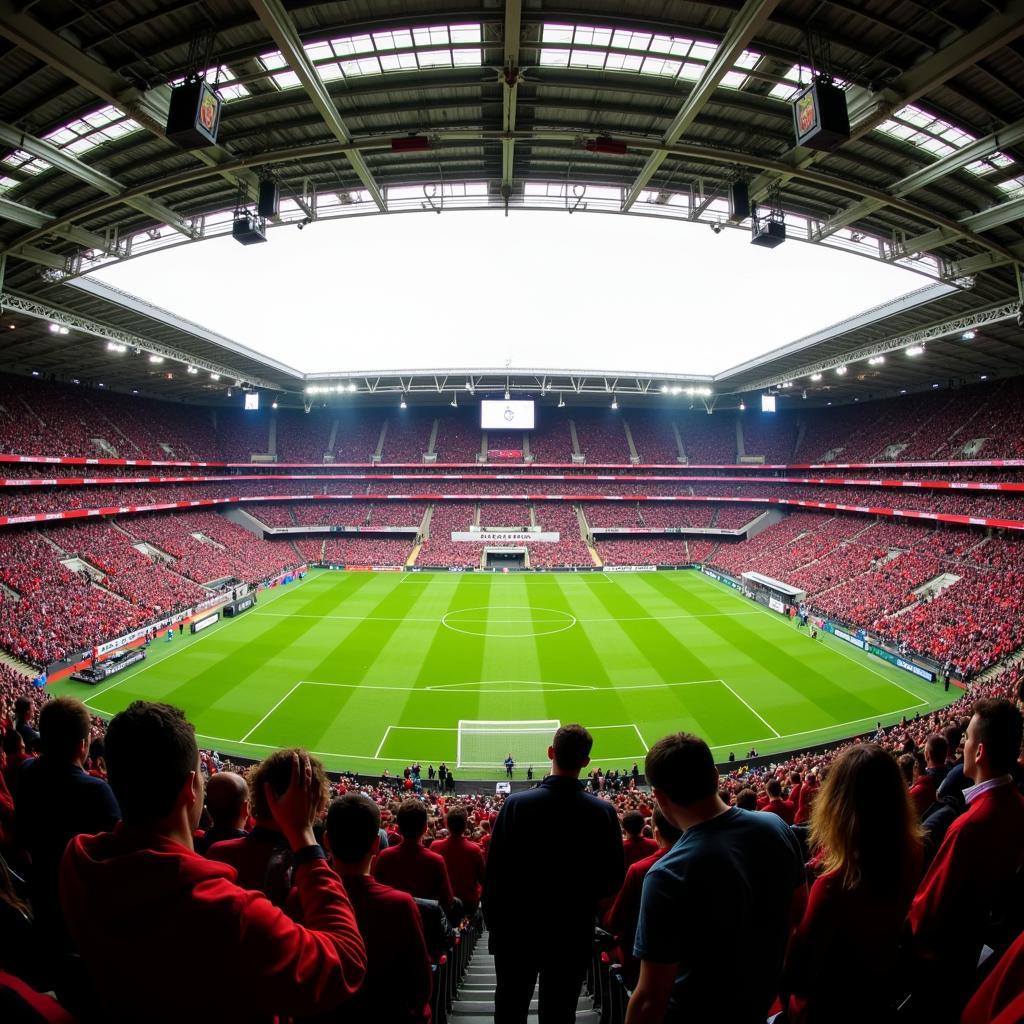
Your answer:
835,366 -> 847,375
210,373 -> 220,381
961,330 -> 976,341
611,397 -> 618,410
906,345 -> 924,356
558,394 -> 565,408
400,397 -> 407,409
810,373 -> 822,381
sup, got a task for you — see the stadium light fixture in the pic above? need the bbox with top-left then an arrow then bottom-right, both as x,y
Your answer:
148,354 -> 164,363
671,386 -> 682,395
210,373 -> 220,381
868,355 -> 885,365
962,330 -> 976,341
810,373 -> 822,381
187,365 -> 198,374
31,370 -> 40,377
558,394 -> 565,408
400,396 -> 407,409
835,366 -> 847,375
347,383 -> 357,393
271,400 -> 278,409
504,389 -> 511,401
660,385 -> 669,393
48,322 -> 59,333
450,393 -> 458,408
739,400 -> 746,411
106,341 -> 126,353
611,397 -> 618,410
906,345 -> 925,356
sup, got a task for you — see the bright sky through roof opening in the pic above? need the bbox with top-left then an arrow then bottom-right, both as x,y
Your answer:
92,211 -> 924,376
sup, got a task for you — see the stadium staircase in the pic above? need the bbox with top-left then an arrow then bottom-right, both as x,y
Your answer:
325,416 -> 340,459
0,648 -> 37,678
735,415 -> 744,460
449,933 -> 600,1024
569,420 -> 582,460
622,419 -> 640,464
671,422 -> 686,463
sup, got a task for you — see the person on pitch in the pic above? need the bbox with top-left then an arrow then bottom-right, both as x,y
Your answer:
505,754 -> 515,779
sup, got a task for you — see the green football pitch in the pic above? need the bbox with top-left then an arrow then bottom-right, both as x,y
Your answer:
53,569 -> 958,778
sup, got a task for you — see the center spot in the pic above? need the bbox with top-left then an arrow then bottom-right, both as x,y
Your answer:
441,605 -> 577,639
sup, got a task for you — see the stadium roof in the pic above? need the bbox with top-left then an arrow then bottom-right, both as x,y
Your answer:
1,0 -> 1023,408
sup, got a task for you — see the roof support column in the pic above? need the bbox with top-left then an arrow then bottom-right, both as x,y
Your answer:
501,0 -> 523,210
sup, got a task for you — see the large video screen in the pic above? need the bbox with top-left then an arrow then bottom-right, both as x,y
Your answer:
481,400 -> 535,430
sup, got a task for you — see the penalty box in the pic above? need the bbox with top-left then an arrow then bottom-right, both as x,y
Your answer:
241,678 -> 780,765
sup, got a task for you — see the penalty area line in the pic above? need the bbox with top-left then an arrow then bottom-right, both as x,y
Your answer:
241,682 -> 302,743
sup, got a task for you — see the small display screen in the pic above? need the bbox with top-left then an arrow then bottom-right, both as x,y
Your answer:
244,392 -> 259,411
761,394 -> 776,413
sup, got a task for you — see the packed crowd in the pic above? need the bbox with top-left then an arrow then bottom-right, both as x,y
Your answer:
320,538 -> 414,566
0,667 -> 1019,1024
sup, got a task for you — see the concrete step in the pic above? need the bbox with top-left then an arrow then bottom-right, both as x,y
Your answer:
452,997 -> 593,1017
451,1017 -> 597,1024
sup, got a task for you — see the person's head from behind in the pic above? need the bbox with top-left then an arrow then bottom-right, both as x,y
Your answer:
548,724 -> 593,776
2,729 -> 24,758
809,743 -> 920,894
622,810 -> 645,838
734,787 -> 757,811
942,724 -> 963,760
205,771 -> 250,831
106,701 -> 202,831
397,798 -> 428,841
249,748 -> 329,825
38,697 -> 91,764
651,806 -> 682,848
923,733 -> 948,768
326,793 -> 381,868
964,698 -> 1024,783
644,733 -> 719,827
13,696 -> 32,724
897,753 -> 915,786
446,806 -> 468,838
766,778 -> 782,800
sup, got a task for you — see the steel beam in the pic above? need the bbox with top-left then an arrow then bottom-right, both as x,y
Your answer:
621,0 -> 781,211
898,195 -> 1024,256
501,0 -> 523,194
0,291 -> 282,391
247,0 -> 386,211
815,117 -> 1024,240
0,122 -> 193,238
747,0 -> 1024,208
737,302 -> 1020,393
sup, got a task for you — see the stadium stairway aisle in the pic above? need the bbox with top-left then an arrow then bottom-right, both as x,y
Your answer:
450,934 -> 600,1023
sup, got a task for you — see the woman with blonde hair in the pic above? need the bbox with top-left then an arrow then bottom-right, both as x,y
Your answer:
783,743 -> 923,1023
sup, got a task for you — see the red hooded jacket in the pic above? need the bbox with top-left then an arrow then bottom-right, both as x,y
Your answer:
59,824 -> 366,1023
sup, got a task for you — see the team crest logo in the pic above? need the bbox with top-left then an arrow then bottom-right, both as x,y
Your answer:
504,406 -> 515,422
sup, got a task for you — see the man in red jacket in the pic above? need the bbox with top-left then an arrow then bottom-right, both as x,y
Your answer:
373,799 -> 454,912
431,805 -> 485,914
621,810 -> 658,868
760,778 -> 795,824
325,793 -> 432,1023
908,698 -> 1024,1020
59,701 -> 366,1024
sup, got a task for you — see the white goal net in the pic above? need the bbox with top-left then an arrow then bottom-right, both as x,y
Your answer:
457,719 -> 560,771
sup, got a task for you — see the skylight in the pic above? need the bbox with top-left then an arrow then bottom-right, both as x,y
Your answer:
876,102 -> 976,159
41,104 -> 142,157
768,65 -> 847,102
1,149 -> 51,176
539,24 -> 760,88
172,67 -> 250,101
259,24 -> 483,89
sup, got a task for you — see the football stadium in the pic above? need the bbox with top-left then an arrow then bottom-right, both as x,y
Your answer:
0,2 -> 1023,1023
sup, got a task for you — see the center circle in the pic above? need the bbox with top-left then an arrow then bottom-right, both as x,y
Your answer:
441,605 -> 577,639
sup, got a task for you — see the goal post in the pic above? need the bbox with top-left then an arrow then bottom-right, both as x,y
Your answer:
457,719 -> 560,771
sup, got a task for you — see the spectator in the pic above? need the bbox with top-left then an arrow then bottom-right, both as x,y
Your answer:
13,697 -> 38,753
783,744 -> 923,1023
2,728 -> 28,797
194,771 -> 250,855
208,749 -> 330,906
908,699 -> 1024,1019
909,734 -> 949,818
373,799 -> 454,911
14,697 -> 119,944
324,794 -> 432,1024
627,732 -> 804,1024
761,778 -> 796,824
59,701 -> 366,1023
734,787 -> 757,811
431,805 -> 485,914
604,807 -> 683,987
621,810 -> 658,867
484,724 -> 624,1024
